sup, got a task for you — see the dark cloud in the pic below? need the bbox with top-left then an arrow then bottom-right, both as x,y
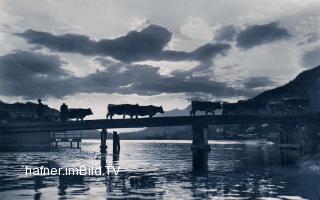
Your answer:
0,51 -> 255,99
160,43 -> 231,76
242,76 -> 276,89
159,43 -> 230,62
0,51 -> 78,99
214,25 -> 237,42
301,46 -> 320,68
16,30 -> 96,54
236,22 -> 291,49
81,62 -> 255,98
17,25 -> 171,62
17,25 -> 230,63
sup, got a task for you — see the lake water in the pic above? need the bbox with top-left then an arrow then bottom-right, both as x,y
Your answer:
0,140 -> 320,200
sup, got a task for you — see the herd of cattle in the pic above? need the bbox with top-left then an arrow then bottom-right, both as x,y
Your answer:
46,104 -> 164,121
191,98 -> 310,116
0,97 -> 311,122
73,97 -> 310,120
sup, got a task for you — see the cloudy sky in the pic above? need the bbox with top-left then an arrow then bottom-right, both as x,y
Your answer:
0,0 -> 319,119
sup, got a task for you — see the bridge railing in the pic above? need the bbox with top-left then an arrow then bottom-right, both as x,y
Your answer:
51,132 -> 82,142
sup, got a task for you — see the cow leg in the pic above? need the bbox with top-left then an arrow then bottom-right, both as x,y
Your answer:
205,111 -> 208,116
106,113 -> 110,119
190,110 -> 195,116
135,115 -> 138,119
130,115 -> 133,119
123,115 -> 126,119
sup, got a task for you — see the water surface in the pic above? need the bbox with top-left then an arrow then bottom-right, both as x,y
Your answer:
0,140 -> 320,199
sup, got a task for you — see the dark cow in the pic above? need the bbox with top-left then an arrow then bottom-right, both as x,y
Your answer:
190,101 -> 222,116
138,105 -> 164,118
222,100 -> 268,115
236,100 -> 268,115
68,108 -> 93,121
222,102 -> 240,115
107,104 -> 139,119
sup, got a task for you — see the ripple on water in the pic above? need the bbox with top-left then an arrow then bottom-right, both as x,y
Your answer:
0,140 -> 320,199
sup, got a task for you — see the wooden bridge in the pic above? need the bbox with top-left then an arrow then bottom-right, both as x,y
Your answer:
1,114 -> 319,171
1,114 -> 319,133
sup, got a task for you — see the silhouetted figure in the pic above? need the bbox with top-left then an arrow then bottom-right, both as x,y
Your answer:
60,103 -> 69,121
37,99 -> 45,121
113,131 -> 120,154
68,108 -> 93,121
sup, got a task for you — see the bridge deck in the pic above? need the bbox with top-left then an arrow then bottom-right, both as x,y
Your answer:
1,114 -> 319,133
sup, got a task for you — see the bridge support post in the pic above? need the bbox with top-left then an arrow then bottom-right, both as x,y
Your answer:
100,129 -> 107,154
301,122 -> 320,154
113,131 -> 120,155
278,122 -> 320,154
279,122 -> 304,150
191,124 -> 211,172
101,154 -> 107,175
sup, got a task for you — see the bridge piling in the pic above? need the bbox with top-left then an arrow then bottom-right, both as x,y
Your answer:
191,124 -> 211,171
100,129 -> 107,154
113,131 -> 120,154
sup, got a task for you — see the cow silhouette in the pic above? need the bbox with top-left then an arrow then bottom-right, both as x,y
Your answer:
138,105 -> 164,118
190,101 -> 222,116
107,104 -> 139,119
68,108 -> 93,121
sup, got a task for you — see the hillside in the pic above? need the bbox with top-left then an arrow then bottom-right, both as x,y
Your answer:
253,65 -> 320,111
0,101 -> 59,121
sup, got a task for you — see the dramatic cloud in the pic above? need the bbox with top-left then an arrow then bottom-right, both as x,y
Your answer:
242,76 -> 276,89
236,22 -> 291,49
214,25 -> 238,42
302,46 -> 320,68
80,61 -> 255,98
0,51 -> 255,99
17,25 -> 230,63
0,51 -> 77,98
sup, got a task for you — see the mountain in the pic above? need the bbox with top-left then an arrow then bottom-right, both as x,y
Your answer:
253,65 -> 320,111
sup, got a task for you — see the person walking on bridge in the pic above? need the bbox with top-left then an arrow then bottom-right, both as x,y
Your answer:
37,99 -> 45,121
60,103 -> 69,121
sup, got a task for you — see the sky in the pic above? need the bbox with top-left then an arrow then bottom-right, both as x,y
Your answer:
0,0 -> 319,120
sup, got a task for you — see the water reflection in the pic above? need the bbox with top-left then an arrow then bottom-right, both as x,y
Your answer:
0,140 -> 319,199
